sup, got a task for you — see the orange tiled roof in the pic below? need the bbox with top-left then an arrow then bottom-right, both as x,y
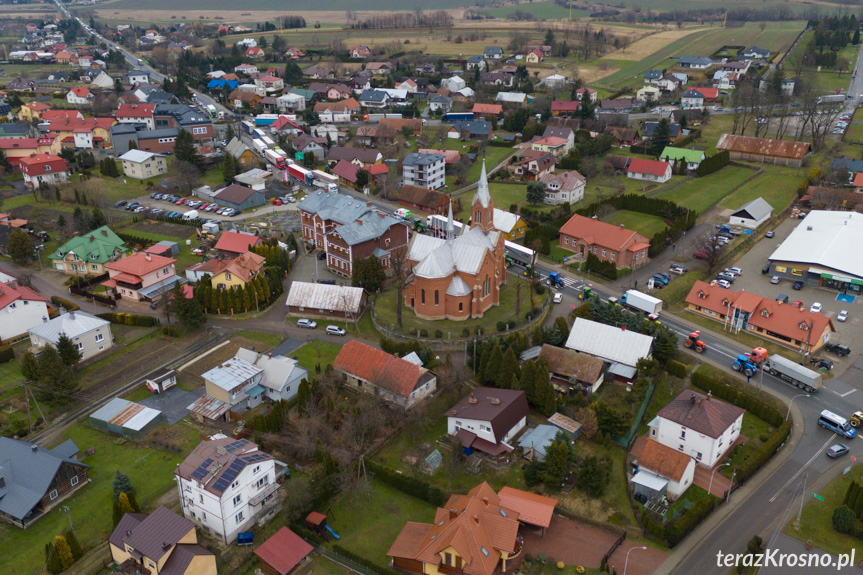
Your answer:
105,251 -> 176,277
333,340 -> 429,399
637,439 -> 692,482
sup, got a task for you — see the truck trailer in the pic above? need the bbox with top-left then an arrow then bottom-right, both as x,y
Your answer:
206,104 -> 217,118
251,138 -> 268,155
264,149 -> 287,169
443,112 -> 475,122
363,113 -> 403,123
241,120 -> 256,135
762,354 -> 822,393
286,163 -> 313,185
621,290 -> 662,317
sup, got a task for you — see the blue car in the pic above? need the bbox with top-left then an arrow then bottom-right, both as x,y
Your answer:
166,211 -> 179,218
652,275 -> 670,285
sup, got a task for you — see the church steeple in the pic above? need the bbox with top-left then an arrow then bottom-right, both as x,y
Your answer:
472,160 -> 494,233
445,199 -> 455,241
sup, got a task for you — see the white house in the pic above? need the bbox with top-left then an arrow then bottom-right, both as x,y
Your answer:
28,310 -> 113,362
446,387 -> 529,462
681,89 -> 705,110
729,197 -> 773,229
540,170 -> 586,205
124,69 -> 150,85
65,86 -> 93,105
440,75 -> 466,92
234,348 -> 308,403
402,152 -> 445,190
276,92 -> 305,112
118,149 -> 167,180
649,390 -> 744,468
175,437 -> 283,544
632,439 -> 696,501
0,282 -> 49,343
636,86 -> 661,103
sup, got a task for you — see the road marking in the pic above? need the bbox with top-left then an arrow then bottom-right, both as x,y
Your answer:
833,388 -> 857,398
769,435 -> 835,503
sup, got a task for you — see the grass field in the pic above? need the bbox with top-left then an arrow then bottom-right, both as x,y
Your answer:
475,1 -> 590,19
604,209 -> 668,238
1,424 -> 187,575
656,166 -> 754,214
782,463 -> 863,558
718,171 -> 801,212
784,31 -> 860,93
585,0 -> 840,13
102,0 -> 470,11
289,341 -> 342,371
845,108 -> 863,144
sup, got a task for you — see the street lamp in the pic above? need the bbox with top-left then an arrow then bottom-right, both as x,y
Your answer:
708,462 -> 731,497
786,393 -> 810,421
623,546 -> 647,575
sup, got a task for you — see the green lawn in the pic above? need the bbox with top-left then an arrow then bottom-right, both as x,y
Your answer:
1,424 -> 187,575
235,330 -> 287,348
373,276 -> 542,336
845,109 -> 863,144
325,480 -> 437,567
718,171 -> 801,212
488,182 -> 527,212
656,166 -> 754,214
783,463 -> 863,558
717,412 -> 774,478
445,143 -> 515,189
288,341 -> 342,371
475,1 -> 590,19
604,210 -> 668,238
0,359 -> 24,393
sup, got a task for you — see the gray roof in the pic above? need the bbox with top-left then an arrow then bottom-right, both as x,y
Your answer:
202,357 -> 261,392
742,46 -> 770,57
467,55 -> 484,64
51,439 -> 80,460
119,149 -> 161,163
403,152 -> 444,167
484,46 -> 503,56
446,275 -> 471,296
474,161 -> 491,208
832,157 -> 863,174
731,197 -> 773,222
137,127 -> 179,140
359,89 -> 389,103
299,189 -> 374,225
0,437 -> 88,521
28,311 -> 109,343
234,348 -> 308,393
768,211 -> 863,279
214,184 -> 258,204
111,506 -> 196,562
564,317 -> 654,367
430,95 -> 452,103
327,146 -> 381,165
408,225 -> 498,277
644,69 -> 663,80
110,122 -> 144,135
452,119 -> 492,136
333,211 -> 403,246
643,122 -> 681,139
542,126 -> 573,140
678,56 -> 713,66
682,89 -> 704,99
517,424 -> 559,460
284,281 -> 365,313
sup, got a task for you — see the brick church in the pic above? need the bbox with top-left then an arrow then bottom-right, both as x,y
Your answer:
403,162 -> 506,320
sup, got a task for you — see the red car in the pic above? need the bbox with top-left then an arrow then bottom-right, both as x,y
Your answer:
792,300 -> 804,309
175,198 -> 187,205
272,199 -> 283,206
693,249 -> 709,260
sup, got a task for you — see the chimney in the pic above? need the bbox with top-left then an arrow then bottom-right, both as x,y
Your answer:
689,394 -> 696,404
126,530 -> 132,536
697,398 -> 704,407
89,235 -> 94,242
31,444 -> 37,452
707,391 -> 712,400
268,353 -> 273,359
69,311 -> 75,319
59,307 -> 66,315
144,252 -> 151,261
620,224 -> 624,228
449,508 -> 457,520
42,316 -> 47,323
473,515 -> 480,526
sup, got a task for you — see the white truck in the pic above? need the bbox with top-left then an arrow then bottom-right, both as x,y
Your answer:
620,289 -> 662,317
762,354 -> 823,393
251,138 -> 268,155
311,170 -> 338,192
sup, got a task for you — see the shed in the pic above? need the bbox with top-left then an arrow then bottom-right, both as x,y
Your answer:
516,424 -> 559,462
421,449 -> 442,475
152,240 -> 179,256
145,368 -> 177,393
729,197 -> 773,229
548,412 -> 581,439
285,282 -> 368,318
89,397 -> 163,438
254,527 -> 313,575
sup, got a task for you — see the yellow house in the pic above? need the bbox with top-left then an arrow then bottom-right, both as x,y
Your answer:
0,136 -> 61,163
44,117 -> 116,149
110,506 -> 216,575
51,226 -> 128,276
388,482 -> 557,575
492,208 -> 527,240
187,252 -> 265,289
17,101 -> 51,122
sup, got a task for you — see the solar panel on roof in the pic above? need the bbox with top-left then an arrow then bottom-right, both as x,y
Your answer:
191,457 -> 213,480
225,439 -> 250,452
213,478 -> 230,492
241,453 -> 268,463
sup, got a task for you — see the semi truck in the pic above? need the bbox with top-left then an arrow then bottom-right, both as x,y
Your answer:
363,113 -> 403,123
761,354 -> 822,393
265,149 -> 287,169
311,170 -> 339,192
286,163 -> 313,185
261,136 -> 276,148
621,290 -> 662,317
251,138 -> 268,155
442,112 -> 475,122
504,242 -> 537,268
254,114 -> 280,126
241,120 -> 256,135
252,128 -> 267,139
816,94 -> 845,104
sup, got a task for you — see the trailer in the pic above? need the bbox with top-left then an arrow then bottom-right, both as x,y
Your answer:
443,112 -> 475,122
427,214 -> 464,237
251,139 -> 268,155
762,354 -> 822,393
816,94 -> 845,104
504,242 -> 536,268
254,114 -> 280,126
312,170 -> 338,186
241,120 -> 256,135
620,290 -> 662,317
261,136 -> 276,148
364,113 -> 403,123
286,163 -> 313,185
265,149 -> 287,169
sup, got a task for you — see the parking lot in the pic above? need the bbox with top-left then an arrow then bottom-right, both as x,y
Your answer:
119,192 -> 301,224
721,217 -> 861,369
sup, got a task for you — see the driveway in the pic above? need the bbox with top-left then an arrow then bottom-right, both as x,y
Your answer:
138,386 -> 205,425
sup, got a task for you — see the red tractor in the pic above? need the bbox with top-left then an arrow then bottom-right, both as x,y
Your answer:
684,331 -> 706,353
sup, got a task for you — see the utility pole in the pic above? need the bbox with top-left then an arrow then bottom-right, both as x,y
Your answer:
23,383 -> 31,434
62,506 -> 77,539
795,472 -> 808,529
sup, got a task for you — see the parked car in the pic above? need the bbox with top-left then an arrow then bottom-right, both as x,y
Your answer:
716,279 -> 732,289
810,302 -> 823,313
838,310 -> 849,322
827,444 -> 850,459
717,273 -> 736,283
793,281 -> 804,290
175,198 -> 187,205
134,206 -> 147,213
150,208 -> 163,215
326,325 -> 346,336
766,230 -> 775,238
770,276 -> 781,284
792,300 -> 804,309
776,294 -> 789,303
150,192 -> 160,199
809,357 -> 834,370
762,264 -> 771,275
297,319 -> 317,329
166,211 -> 179,218
273,199 -> 283,206
316,251 -> 327,260
669,267 -> 686,276
114,200 -> 127,207
651,274 -> 670,285
670,263 -> 688,272
125,202 -> 139,210
694,249 -> 709,260
725,267 -> 742,276
826,342 -> 852,357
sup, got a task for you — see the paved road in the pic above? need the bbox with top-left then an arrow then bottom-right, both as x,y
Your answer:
848,41 -> 863,103
526,262 -> 863,574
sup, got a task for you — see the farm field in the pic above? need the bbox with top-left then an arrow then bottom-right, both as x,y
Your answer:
475,1 -> 590,19
604,209 -> 668,238
656,166 -> 754,214
717,170 -> 801,212
585,0 -> 841,12
101,0 -> 470,11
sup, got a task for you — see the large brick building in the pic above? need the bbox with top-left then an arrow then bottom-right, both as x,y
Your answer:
558,214 -> 650,269
403,162 -> 505,320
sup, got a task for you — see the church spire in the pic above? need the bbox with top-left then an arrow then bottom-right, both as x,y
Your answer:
473,160 -> 491,208
471,159 -> 494,233
445,199 -> 454,241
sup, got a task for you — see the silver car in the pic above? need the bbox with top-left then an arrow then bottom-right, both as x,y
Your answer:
297,319 -> 317,329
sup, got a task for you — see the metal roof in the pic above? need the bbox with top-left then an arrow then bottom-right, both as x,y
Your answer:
446,275 -> 472,296
565,318 -> 654,368
284,281 -> 365,313
516,424 -> 559,459
334,212 -> 403,246
769,211 -> 863,279
492,209 -> 520,234
235,348 -> 308,393
202,357 -> 262,392
28,311 -> 109,343
187,395 -> 231,420
403,152 -> 444,167
119,148 -> 160,162
732,197 -> 773,222
91,397 -> 162,431
299,189 -> 375,225
632,469 -> 668,491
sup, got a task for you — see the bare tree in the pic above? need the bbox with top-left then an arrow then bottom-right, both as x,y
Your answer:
174,160 -> 202,192
389,246 -> 410,329
694,232 -> 725,275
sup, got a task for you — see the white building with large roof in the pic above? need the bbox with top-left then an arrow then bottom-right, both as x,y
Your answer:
564,317 -> 653,378
28,310 -> 113,361
768,211 -> 863,294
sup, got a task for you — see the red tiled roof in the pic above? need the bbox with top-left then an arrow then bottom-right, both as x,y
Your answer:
116,103 -> 155,118
472,103 -> 503,115
0,138 -> 39,150
551,100 -> 580,112
41,110 -> 82,121
685,280 -> 834,344
105,251 -> 176,277
69,87 -> 91,98
693,87 -> 719,100
559,213 -> 649,252
332,159 -> 360,184
368,164 -> 390,175
18,154 -> 68,175
334,340 -> 430,399
254,527 -> 313,575
657,389 -> 744,439
497,487 -> 557,528
214,231 -> 261,255
24,102 -> 51,112
0,283 -> 47,310
45,117 -> 115,132
854,172 -> 863,188
627,158 -> 670,177
637,439 -> 692,482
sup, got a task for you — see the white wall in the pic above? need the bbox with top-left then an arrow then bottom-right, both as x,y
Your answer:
406,378 -> 437,410
650,413 -> 742,468
729,214 -> 770,229
0,300 -> 49,341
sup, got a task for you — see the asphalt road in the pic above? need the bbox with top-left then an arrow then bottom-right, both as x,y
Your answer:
848,41 -> 863,103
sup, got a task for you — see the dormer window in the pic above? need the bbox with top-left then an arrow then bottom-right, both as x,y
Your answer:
761,310 -> 770,317
721,299 -> 729,306
800,322 -> 809,331
698,291 -> 706,298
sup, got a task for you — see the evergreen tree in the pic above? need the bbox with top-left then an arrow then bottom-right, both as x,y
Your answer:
477,349 -> 490,382
118,492 -> 134,513
179,296 -> 206,329
65,530 -> 83,560
126,491 -> 141,513
35,345 -> 78,404
21,351 -> 38,380
649,118 -> 672,157
519,360 -> 536,403
223,152 -> 236,183
526,182 -> 545,205
853,29 -> 860,46
485,345 -> 504,386
45,541 -> 63,575
225,124 -> 235,143
56,332 -> 82,366
54,536 -> 74,570
7,228 -> 33,264
498,347 -> 520,387
679,113 -> 688,131
542,435 -> 570,487
113,470 -> 135,499
174,129 -> 203,171
242,286 -> 252,311
509,373 -> 520,391
112,499 -> 124,527
90,206 -> 107,230
297,379 -> 312,412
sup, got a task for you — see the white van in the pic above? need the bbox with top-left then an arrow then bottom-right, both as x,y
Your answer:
182,210 -> 199,220
818,410 -> 856,439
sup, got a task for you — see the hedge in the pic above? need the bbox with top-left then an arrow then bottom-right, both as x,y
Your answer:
332,545 -> 401,575
365,459 -> 445,506
690,369 -> 783,427
665,360 -> 686,378
695,150 -> 730,177
734,420 -> 791,483
50,296 -> 80,312
96,312 -> 161,327
0,346 -> 14,364
665,494 -> 718,546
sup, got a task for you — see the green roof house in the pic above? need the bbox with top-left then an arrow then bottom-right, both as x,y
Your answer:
51,226 -> 128,276
660,146 -> 706,171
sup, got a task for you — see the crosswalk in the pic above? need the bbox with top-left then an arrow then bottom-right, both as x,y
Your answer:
537,273 -> 583,290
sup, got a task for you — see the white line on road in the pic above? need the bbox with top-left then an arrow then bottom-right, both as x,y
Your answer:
769,435 -> 835,503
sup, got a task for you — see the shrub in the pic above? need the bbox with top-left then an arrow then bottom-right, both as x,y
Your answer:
420,329 -> 428,337
833,505 -> 856,534
0,346 -> 14,364
462,327 -> 470,337
497,321 -> 506,332
434,329 -> 443,338
162,326 -> 181,337
364,460 -> 445,506
97,312 -> 160,327
666,494 -> 718,546
666,360 -> 686,378
50,296 -> 79,312
535,283 -> 546,295
409,327 -> 417,335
